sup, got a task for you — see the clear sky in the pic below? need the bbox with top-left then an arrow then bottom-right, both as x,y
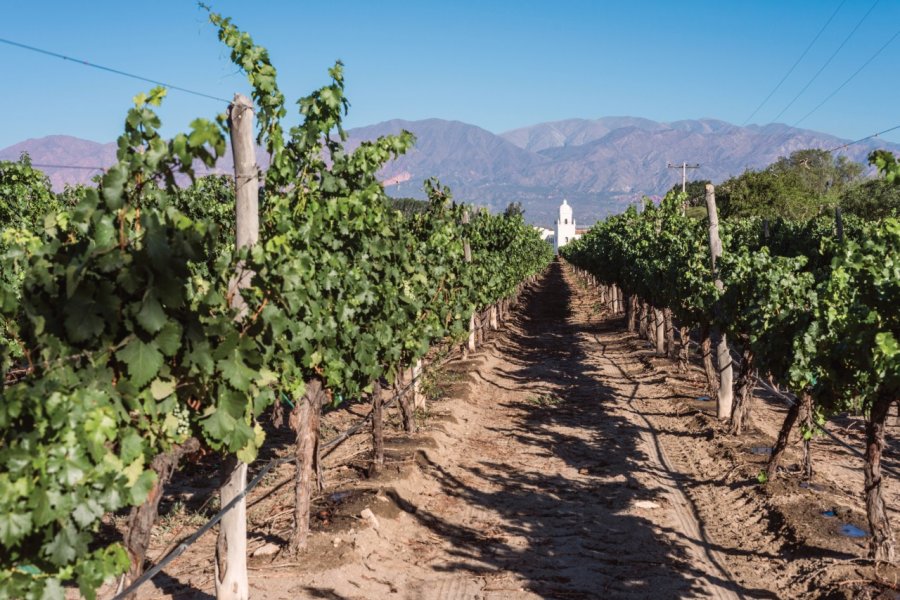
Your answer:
2,0 -> 899,149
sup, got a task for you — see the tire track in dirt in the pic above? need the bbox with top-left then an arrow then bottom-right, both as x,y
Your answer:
198,261 -> 783,599
565,263 -> 791,598
395,259 -> 782,599
124,260 -> 894,600
565,289 -> 741,597
363,260 -> 751,599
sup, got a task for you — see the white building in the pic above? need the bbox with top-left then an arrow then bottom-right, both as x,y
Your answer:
553,199 -> 584,254
534,226 -> 554,243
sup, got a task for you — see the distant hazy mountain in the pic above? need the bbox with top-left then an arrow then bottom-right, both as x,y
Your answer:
4,118 -> 899,226
0,136 -> 118,190
353,117 -> 899,224
501,117 -> 665,152
0,135 -> 246,191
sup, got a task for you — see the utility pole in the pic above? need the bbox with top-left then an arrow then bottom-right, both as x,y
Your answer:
667,161 -> 700,214
667,161 -> 701,193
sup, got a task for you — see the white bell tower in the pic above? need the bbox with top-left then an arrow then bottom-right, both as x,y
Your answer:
555,199 -> 576,254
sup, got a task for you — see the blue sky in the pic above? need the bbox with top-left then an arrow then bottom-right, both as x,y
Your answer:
2,0 -> 899,149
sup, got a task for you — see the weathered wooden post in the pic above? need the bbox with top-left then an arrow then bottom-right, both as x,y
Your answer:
654,308 -> 665,356
412,359 -> 425,410
217,93 -> 258,600
462,208 -> 476,354
705,184 -> 733,419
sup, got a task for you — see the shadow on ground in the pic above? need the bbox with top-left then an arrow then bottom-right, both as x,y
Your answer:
388,261 -> 777,598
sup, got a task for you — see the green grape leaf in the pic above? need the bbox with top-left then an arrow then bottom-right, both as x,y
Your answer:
116,338 -> 164,388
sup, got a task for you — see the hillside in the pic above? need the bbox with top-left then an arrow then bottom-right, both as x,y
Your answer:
3,119 -> 899,226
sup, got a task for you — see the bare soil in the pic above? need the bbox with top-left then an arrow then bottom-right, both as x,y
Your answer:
115,260 -> 900,600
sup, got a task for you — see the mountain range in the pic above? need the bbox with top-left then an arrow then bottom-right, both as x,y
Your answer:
3,117 -> 898,226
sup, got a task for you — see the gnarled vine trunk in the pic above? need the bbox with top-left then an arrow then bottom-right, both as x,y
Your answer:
664,309 -> 676,360
800,392 -> 814,479
654,308 -> 665,356
370,380 -> 384,476
677,326 -> 690,372
395,372 -> 416,434
288,379 -> 326,554
700,322 -> 717,399
627,295 -> 638,332
122,437 -> 199,599
729,347 -> 756,435
767,395 -> 802,478
865,394 -> 895,562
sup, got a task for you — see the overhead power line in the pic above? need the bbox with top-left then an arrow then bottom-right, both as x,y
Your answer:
769,0 -> 880,124
826,123 -> 900,153
2,161 -> 233,178
0,37 -> 230,103
794,27 -> 900,127
29,163 -> 105,171
741,0 -> 846,126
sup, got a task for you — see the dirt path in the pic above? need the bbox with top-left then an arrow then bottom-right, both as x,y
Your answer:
261,260 -> 776,599
132,259 -> 899,599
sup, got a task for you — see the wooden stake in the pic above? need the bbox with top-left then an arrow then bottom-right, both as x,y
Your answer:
705,184 -> 733,419
462,207 -> 476,352
216,93 -> 258,600
654,308 -> 665,356
412,359 -> 425,410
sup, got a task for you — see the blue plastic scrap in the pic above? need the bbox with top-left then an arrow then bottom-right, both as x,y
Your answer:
839,524 -> 867,538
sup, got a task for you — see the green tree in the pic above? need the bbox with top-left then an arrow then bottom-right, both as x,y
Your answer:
839,177 -> 900,220
717,149 -> 863,220
390,196 -> 429,218
0,153 -> 59,231
665,180 -> 710,207
503,201 -> 524,218
769,149 -> 861,196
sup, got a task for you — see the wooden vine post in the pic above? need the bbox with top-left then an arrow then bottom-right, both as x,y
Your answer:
705,184 -> 733,419
216,93 -> 258,600
462,207 -> 476,354
412,359 -> 425,410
